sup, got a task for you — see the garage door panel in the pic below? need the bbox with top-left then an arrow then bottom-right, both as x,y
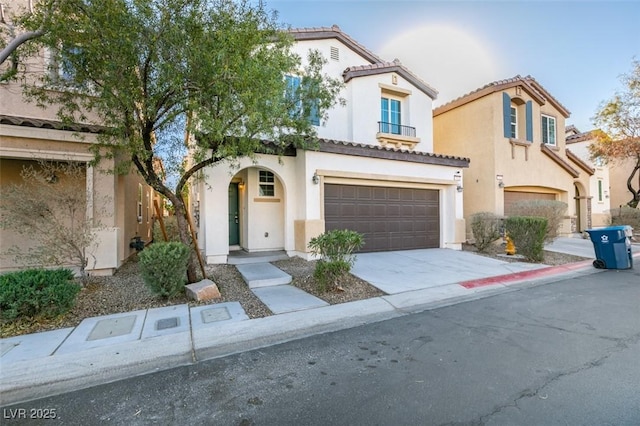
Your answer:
324,184 -> 439,252
504,191 -> 556,216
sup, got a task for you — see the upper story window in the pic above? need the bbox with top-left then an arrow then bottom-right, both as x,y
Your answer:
380,96 -> 402,134
509,105 -> 517,139
285,75 -> 319,126
542,115 -> 556,146
258,170 -> 275,197
597,179 -> 603,202
502,93 -> 533,142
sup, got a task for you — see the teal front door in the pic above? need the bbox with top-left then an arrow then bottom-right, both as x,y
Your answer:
228,183 -> 239,245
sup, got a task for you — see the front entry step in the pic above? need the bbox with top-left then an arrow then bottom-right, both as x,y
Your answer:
236,262 -> 292,288
228,250 -> 289,265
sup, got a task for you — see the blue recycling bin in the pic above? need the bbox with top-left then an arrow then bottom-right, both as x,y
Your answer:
585,226 -> 633,269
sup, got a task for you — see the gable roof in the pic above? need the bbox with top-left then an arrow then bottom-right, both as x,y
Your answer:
289,25 -> 383,64
290,26 -> 438,100
540,143 -> 579,178
433,75 -> 571,118
566,149 -> 595,176
343,59 -> 438,99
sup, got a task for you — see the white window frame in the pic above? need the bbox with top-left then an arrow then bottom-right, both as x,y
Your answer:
542,114 -> 557,146
510,105 -> 517,139
258,170 -> 275,197
137,184 -> 143,224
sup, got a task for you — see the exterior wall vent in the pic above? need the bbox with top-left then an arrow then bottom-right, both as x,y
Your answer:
330,46 -> 339,61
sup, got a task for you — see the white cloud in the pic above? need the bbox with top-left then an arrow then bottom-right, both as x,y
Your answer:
378,24 -> 502,106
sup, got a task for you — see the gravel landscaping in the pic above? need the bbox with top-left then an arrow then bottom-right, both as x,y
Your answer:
0,245 -> 588,338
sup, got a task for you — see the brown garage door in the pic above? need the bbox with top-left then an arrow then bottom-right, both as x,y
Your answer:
504,191 -> 556,216
324,184 -> 439,252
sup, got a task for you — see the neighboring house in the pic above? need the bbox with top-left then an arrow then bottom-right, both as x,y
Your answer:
433,75 -> 595,239
194,25 -> 469,263
608,158 -> 639,211
565,125 -> 611,228
0,0 -> 156,275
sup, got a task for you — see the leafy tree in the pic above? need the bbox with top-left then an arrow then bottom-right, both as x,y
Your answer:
22,0 -> 343,282
0,161 -> 107,283
590,59 -> 640,208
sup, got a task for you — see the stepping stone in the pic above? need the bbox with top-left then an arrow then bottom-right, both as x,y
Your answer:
236,262 -> 292,288
251,285 -> 329,314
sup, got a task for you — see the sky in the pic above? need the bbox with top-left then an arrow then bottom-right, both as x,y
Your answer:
267,0 -> 640,132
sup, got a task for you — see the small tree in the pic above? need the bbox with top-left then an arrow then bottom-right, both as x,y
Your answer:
21,0 -> 343,283
0,160 -> 105,283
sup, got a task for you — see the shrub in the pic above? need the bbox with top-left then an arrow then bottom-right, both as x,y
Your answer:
308,229 -> 364,292
152,215 -> 182,242
470,212 -> 503,252
609,206 -> 640,232
138,242 -> 190,298
505,216 -> 548,262
0,268 -> 80,320
509,200 -> 567,242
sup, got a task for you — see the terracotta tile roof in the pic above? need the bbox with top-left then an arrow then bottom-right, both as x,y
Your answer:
433,75 -> 570,118
343,59 -> 438,99
540,143 -> 579,178
316,138 -> 469,168
566,149 -> 595,176
566,129 -> 598,144
289,25 -> 383,64
0,114 -> 106,134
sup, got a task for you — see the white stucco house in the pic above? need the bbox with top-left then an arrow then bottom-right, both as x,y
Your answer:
565,125 -> 611,228
194,25 -> 470,264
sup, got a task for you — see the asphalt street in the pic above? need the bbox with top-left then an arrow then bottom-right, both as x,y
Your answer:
3,268 -> 639,425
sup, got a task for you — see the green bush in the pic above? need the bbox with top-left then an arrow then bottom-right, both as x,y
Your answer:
470,212 -> 503,252
509,200 -> 567,242
308,229 -> 364,292
0,268 -> 80,320
138,242 -> 190,298
609,206 -> 640,232
505,216 -> 548,262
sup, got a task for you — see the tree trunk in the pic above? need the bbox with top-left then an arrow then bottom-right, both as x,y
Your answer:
173,197 -> 198,283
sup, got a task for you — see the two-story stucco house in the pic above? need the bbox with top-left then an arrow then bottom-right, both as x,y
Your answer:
565,125 -> 611,228
433,75 -> 596,239
0,0 -> 156,275
194,25 -> 469,263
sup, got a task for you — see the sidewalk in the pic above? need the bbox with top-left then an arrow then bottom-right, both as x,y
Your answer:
1,239 -> 637,406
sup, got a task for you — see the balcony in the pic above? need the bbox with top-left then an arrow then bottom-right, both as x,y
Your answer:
376,121 -> 420,150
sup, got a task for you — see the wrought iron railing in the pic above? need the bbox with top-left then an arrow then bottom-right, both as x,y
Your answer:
378,121 -> 416,137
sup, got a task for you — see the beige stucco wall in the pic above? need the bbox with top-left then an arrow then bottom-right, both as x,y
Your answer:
609,158 -> 638,210
434,87 -> 579,239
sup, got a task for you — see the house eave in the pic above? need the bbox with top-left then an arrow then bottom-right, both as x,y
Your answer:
540,144 -> 580,178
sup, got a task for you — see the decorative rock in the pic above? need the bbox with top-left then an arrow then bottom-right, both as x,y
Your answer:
185,279 -> 221,301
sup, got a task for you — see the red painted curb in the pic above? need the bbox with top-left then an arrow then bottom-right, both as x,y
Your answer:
460,259 -> 595,289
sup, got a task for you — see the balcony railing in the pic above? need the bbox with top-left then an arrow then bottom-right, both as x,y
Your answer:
378,121 -> 416,138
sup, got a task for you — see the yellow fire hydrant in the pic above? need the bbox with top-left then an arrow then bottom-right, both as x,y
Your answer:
505,235 -> 516,255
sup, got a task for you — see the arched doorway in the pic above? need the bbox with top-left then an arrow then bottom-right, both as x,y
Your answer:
228,166 -> 285,251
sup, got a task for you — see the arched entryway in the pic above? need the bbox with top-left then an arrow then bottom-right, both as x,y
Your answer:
228,166 -> 286,252
573,182 -> 590,232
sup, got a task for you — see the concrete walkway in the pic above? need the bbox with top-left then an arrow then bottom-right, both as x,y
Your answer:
1,237 -> 636,406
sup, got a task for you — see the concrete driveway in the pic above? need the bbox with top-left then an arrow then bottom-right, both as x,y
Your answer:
351,237 -> 599,295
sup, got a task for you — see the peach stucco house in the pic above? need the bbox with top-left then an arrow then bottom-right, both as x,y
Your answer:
433,75 -> 600,239
0,0 -> 156,275
193,26 -> 470,263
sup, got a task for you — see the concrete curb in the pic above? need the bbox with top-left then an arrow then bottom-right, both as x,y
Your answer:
0,256 -> 633,406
